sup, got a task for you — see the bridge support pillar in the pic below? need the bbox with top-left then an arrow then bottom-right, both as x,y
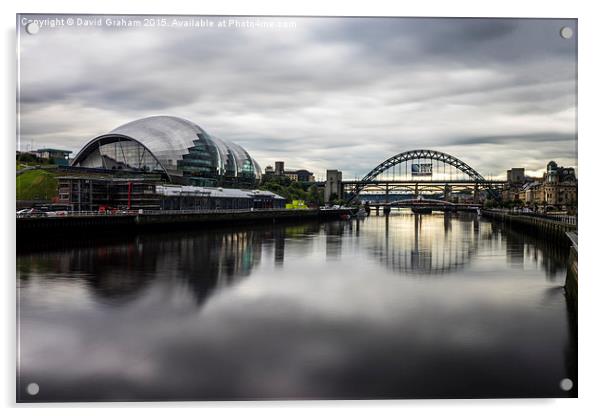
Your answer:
415,183 -> 419,198
473,183 -> 479,203
444,184 -> 451,202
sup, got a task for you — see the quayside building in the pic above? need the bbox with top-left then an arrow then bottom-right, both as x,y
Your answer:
57,177 -> 285,211
57,116 -> 285,212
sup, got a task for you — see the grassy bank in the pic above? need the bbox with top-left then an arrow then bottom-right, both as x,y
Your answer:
16,169 -> 58,200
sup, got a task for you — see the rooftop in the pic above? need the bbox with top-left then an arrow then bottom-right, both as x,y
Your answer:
35,148 -> 73,153
155,184 -> 285,200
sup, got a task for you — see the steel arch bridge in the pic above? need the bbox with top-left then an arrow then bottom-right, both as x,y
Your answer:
344,149 -> 504,203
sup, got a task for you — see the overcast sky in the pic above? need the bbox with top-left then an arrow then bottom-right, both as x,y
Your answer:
18,16 -> 577,180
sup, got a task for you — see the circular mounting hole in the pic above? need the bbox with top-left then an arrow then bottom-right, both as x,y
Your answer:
560,378 -> 573,391
26,382 -> 39,396
25,22 -> 40,35
560,26 -> 573,39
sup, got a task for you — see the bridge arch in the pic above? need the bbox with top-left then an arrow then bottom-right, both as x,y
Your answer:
347,149 -> 489,202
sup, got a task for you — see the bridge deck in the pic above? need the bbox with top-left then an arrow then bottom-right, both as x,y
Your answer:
343,179 -> 506,185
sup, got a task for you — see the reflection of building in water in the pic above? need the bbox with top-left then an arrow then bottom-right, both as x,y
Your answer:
261,223 -> 321,266
17,228 -> 269,305
273,227 -> 286,266
504,227 -> 525,266
325,221 -> 346,259
24,240 -> 161,301
490,222 -> 570,281
138,229 -> 268,303
363,212 -> 489,275
17,222 -> 330,306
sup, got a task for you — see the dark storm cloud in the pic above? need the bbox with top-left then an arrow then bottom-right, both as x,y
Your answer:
312,18 -> 573,66
17,16 -> 577,178
449,132 -> 575,146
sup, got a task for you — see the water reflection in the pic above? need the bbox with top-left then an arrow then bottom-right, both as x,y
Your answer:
360,212 -> 485,275
499,224 -> 569,281
18,224 -> 320,307
17,215 -> 576,401
324,221 -> 346,260
351,211 -> 569,280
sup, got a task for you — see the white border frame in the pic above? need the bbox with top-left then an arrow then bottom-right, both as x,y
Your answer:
3,1 -> 600,415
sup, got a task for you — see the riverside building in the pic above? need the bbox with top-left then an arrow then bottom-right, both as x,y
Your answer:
70,116 -> 262,188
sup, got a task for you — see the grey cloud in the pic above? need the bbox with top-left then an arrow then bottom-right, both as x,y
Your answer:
448,132 -> 576,146
18,15 -> 577,179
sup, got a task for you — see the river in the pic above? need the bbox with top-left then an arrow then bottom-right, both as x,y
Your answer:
16,211 -> 577,401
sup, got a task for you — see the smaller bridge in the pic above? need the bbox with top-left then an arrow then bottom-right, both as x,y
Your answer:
366,198 -> 481,214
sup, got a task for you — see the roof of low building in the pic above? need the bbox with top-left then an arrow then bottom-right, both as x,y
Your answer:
155,184 -> 285,200
249,189 -> 286,200
521,181 -> 541,191
36,148 -> 73,153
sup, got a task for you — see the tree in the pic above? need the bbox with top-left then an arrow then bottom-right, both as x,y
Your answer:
260,174 -> 291,187
16,152 -> 39,164
306,184 -> 322,206
289,185 -> 307,202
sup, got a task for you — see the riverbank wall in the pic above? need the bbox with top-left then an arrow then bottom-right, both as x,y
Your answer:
481,210 -> 576,245
17,208 -> 354,236
565,231 -> 578,313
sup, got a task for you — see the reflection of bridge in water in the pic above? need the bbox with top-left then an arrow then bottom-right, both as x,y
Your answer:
360,212 -> 492,275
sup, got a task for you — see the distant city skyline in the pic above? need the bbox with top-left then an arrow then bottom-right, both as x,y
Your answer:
18,15 -> 577,180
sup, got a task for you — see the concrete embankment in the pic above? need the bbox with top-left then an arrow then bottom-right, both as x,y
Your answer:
481,210 -> 576,244
564,231 -> 578,313
16,208 -> 354,236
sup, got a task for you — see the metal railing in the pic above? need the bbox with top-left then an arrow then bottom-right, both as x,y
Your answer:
527,213 -> 577,225
485,208 -> 577,225
16,207 -> 299,218
141,208 -> 292,215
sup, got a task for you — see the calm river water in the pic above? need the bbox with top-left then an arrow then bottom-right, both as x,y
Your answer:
17,212 -> 577,401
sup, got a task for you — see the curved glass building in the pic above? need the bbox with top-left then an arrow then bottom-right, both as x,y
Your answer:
71,116 -> 262,187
